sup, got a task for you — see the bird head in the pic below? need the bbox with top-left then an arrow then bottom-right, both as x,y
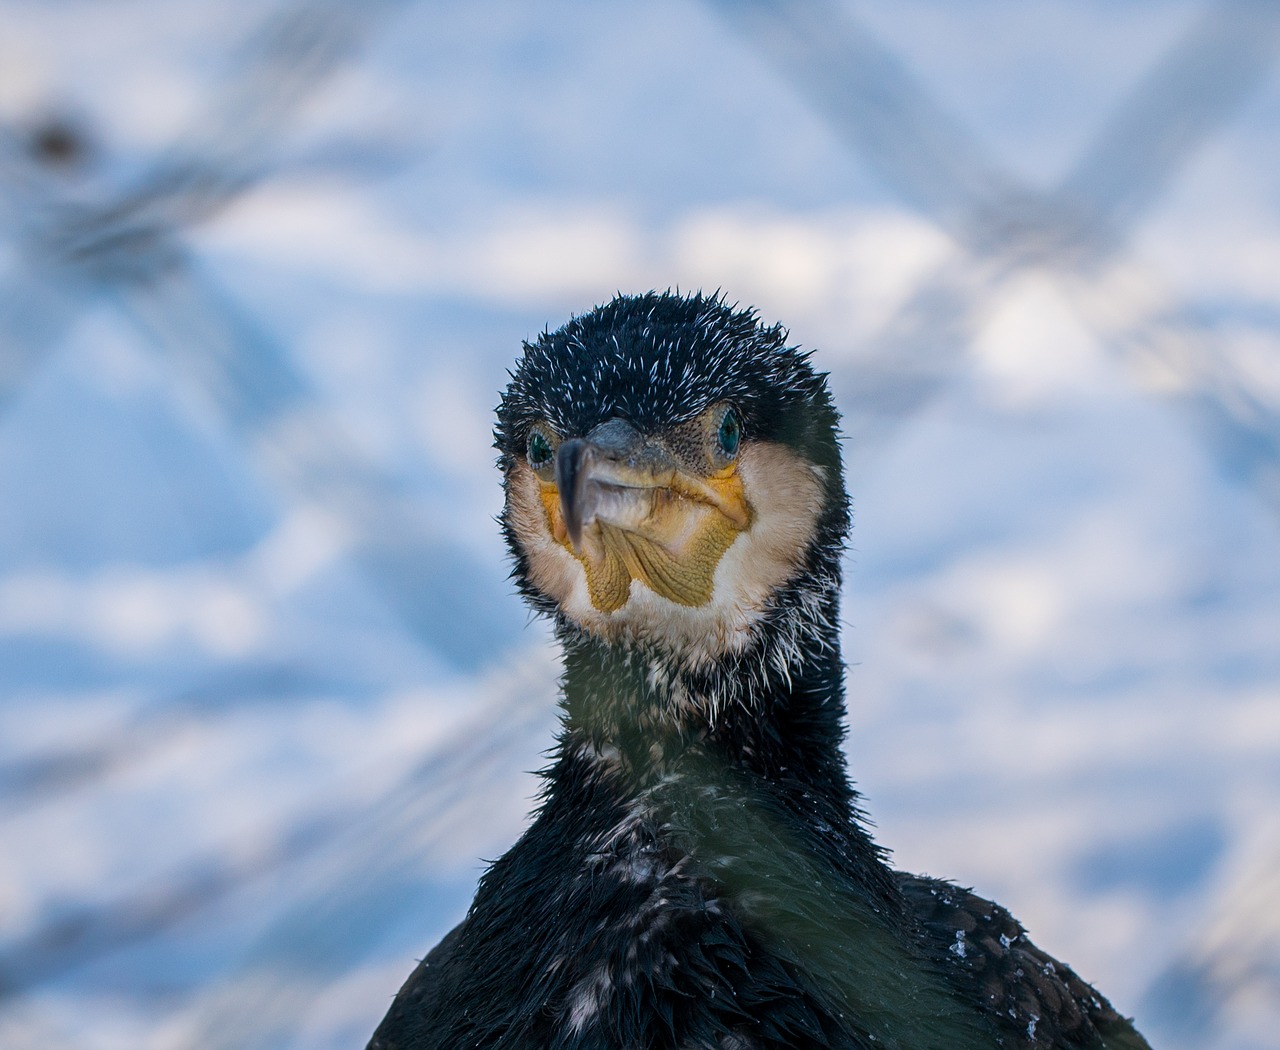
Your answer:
496,291 -> 848,669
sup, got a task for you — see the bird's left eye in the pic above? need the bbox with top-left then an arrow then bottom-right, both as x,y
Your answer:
716,407 -> 741,460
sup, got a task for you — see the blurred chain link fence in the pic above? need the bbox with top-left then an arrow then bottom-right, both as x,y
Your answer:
0,1 -> 1278,1047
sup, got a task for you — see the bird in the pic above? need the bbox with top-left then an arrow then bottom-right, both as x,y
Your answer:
367,291 -> 1152,1050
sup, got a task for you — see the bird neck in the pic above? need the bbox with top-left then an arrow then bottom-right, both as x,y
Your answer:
552,587 -> 856,819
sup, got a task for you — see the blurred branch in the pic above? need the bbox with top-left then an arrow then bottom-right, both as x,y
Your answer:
712,0 -> 1280,516
707,0 -> 1017,242
114,263 -> 523,665
1141,828 -> 1280,1042
0,0 -> 519,667
0,664 -> 352,815
0,661 -> 553,1005
1061,0 -> 1280,234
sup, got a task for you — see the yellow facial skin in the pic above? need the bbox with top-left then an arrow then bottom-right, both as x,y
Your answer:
537,467 -> 752,612
507,433 -> 825,664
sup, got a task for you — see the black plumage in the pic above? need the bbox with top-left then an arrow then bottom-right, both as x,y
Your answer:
368,291 -> 1151,1050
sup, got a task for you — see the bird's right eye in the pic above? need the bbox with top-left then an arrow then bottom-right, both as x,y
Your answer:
527,426 -> 557,475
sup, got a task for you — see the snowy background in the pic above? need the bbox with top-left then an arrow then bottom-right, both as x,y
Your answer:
0,1 -> 1278,1047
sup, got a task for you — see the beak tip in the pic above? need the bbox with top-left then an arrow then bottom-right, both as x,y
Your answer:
565,520 -> 584,551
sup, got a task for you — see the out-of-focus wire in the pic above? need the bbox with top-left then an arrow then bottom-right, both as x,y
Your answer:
711,0 -> 1280,516
0,648 -> 555,1010
158,654 -> 557,1050
0,0 -> 518,674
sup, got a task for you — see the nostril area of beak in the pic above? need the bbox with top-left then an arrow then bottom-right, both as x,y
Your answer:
584,418 -> 643,459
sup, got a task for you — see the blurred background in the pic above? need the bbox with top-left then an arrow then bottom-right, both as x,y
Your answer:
0,0 -> 1278,1047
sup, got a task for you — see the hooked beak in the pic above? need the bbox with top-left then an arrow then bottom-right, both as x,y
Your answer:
544,418 -> 751,611
555,438 -> 590,549
555,418 -> 749,551
554,419 -> 664,550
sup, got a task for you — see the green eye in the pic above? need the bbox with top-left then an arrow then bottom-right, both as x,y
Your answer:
716,407 -> 741,459
527,428 -> 554,469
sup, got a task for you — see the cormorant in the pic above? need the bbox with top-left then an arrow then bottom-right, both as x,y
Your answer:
368,291 -> 1151,1050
